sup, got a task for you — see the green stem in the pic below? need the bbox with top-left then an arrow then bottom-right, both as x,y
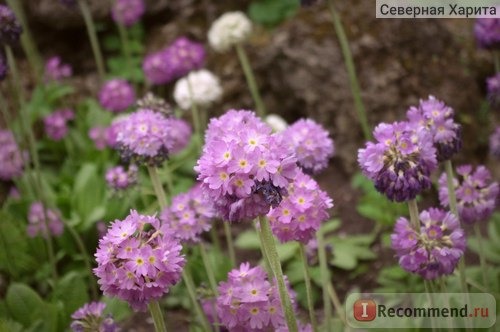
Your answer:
209,227 -> 222,254
299,244 -> 318,332
147,166 -> 168,208
424,281 -> 437,332
77,0 -> 106,82
117,22 -> 133,74
187,77 -> 202,150
407,199 -> 420,230
473,224 -> 489,289
326,0 -> 371,140
148,300 -> 168,332
199,242 -> 218,295
256,220 -> 272,276
235,44 -> 266,118
326,283 -> 347,327
223,222 -> 236,267
317,226 -> 333,331
258,216 -> 298,332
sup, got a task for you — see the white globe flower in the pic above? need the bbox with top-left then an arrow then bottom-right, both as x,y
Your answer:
208,11 -> 253,52
173,69 -> 223,110
265,114 -> 288,132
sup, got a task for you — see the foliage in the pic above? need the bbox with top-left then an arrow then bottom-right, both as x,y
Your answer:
248,0 -> 299,28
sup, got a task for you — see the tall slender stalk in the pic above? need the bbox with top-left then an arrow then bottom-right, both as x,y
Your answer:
198,242 -> 221,332
223,222 -> 236,267
326,283 -> 347,327
407,199 -> 420,230
117,23 -> 132,73
473,224 -> 489,288
148,300 -> 168,332
317,225 -> 333,331
299,244 -> 318,332
326,0 -> 371,140
235,44 -> 266,118
187,77 -> 202,149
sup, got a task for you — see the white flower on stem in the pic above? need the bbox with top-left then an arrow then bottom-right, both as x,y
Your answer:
173,69 -> 222,110
208,11 -> 253,52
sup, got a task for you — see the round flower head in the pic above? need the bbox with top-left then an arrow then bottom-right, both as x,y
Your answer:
44,108 -> 74,141
137,92 -> 172,116
70,301 -> 118,332
115,109 -> 174,166
0,50 -> 7,81
195,110 -> 298,222
269,170 -> 333,244
142,50 -> 175,85
111,0 -> 145,27
99,79 -> 136,113
216,262 -> 297,331
0,129 -> 25,180
407,96 -> 461,161
27,202 -> 64,238
208,11 -> 252,52
282,118 -> 334,174
105,164 -> 138,191
358,121 -> 438,202
44,56 -> 72,82
173,69 -> 222,110
160,184 -> 215,243
89,126 -> 109,150
165,117 -> 192,154
106,116 -> 128,149
474,17 -> 500,49
94,210 -> 185,311
490,126 -> 500,159
439,165 -> 499,224
487,73 -> 500,106
0,5 -> 22,45
391,208 -> 466,280
167,36 -> 205,79
265,114 -> 288,133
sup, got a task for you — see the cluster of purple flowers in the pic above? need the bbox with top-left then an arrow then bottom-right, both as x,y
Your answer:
27,202 -> 64,238
490,126 -> 500,159
407,96 -> 461,161
160,184 -> 215,243
0,5 -> 22,45
44,56 -> 72,82
70,302 -> 117,332
94,210 -> 185,311
358,121 -> 437,202
474,17 -> 500,49
105,164 -> 138,191
486,73 -> 500,106
143,36 -> 205,85
195,110 -> 298,222
111,0 -> 145,27
99,79 -> 136,113
268,170 -> 333,244
167,118 -> 192,154
439,165 -> 499,224
391,208 -> 466,280
282,119 -> 334,174
44,108 -> 75,141
0,129 -> 25,180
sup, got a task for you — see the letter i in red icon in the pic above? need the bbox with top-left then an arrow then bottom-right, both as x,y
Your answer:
353,299 -> 376,321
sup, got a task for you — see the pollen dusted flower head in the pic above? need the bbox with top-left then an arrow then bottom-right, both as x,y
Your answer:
0,5 -> 22,45
269,170 -> 333,244
216,262 -> 297,331
358,121 -> 438,202
208,11 -> 252,52
105,164 -> 138,191
160,184 -> 215,243
165,117 -> 192,154
474,17 -> 500,49
99,79 -> 136,113
93,210 -> 185,311
44,56 -> 72,82
391,208 -> 466,280
44,108 -> 74,141
173,69 -> 222,110
282,118 -> 334,174
111,0 -> 145,27
407,96 -> 461,161
0,50 -> 8,81
195,110 -> 298,222
27,202 -> 64,238
490,126 -> 500,159
265,114 -> 288,133
167,36 -> 205,78
70,302 -> 118,332
439,165 -> 499,224
487,73 -> 500,106
0,129 -> 25,180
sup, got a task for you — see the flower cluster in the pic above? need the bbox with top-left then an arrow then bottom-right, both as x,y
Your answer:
282,119 -> 334,174
439,165 -> 499,224
265,114 -> 288,133
165,117 -> 192,154
474,17 -> 500,49
143,36 -> 205,85
269,170 -> 333,244
94,210 -> 185,310
70,302 -> 118,332
160,184 -> 215,243
88,126 -> 109,150
0,5 -> 22,45
111,0 -> 145,27
358,121 -> 437,202
173,69 -> 222,110
391,208 -> 466,280
195,110 -> 298,222
44,56 -> 72,82
487,73 -> 500,106
0,50 -> 7,81
216,262 -> 297,331
44,108 -> 75,141
105,164 -> 138,191
407,96 -> 461,161
27,202 -> 64,238
0,129 -> 25,180
99,79 -> 136,113
208,11 -> 252,52
490,126 -> 500,159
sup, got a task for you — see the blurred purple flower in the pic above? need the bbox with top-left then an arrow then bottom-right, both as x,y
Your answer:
487,73 -> 500,106
44,108 -> 74,141
27,202 -> 64,238
474,17 -> 500,49
88,126 -> 108,150
105,164 -> 138,191
0,5 -> 22,45
44,56 -> 72,82
490,126 -> 500,159
166,117 -> 192,154
111,0 -> 145,27
99,79 -> 135,113
70,301 -> 118,332
0,129 -> 25,180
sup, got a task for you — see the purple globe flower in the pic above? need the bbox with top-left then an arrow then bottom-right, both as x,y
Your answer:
0,129 -> 25,180
195,110 -> 298,222
490,126 -> 500,159
88,126 -> 108,150
0,50 -> 7,81
94,210 -> 185,311
0,5 -> 22,45
407,96 -> 461,161
99,79 -> 136,113
167,36 -> 205,79
160,184 -> 215,243
44,56 -> 72,82
475,17 -> 500,49
487,73 -> 500,106
27,202 -> 64,238
105,164 -> 138,191
166,117 -> 192,154
358,121 -> 438,202
269,169 -> 333,244
111,0 -> 145,27
391,208 -> 466,280
439,165 -> 499,224
44,108 -> 74,141
142,50 -> 175,85
282,118 -> 334,174
70,302 -> 118,332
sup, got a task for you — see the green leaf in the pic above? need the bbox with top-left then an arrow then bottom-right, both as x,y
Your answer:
320,219 -> 341,234
276,242 -> 299,263
102,297 -> 131,322
249,0 -> 299,28
52,272 -> 89,325
328,235 -> 376,270
235,230 -> 261,250
5,283 -> 45,327
0,319 -> 24,332
0,212 -> 34,277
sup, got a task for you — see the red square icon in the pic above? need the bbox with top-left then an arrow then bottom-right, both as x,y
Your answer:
353,299 -> 377,321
